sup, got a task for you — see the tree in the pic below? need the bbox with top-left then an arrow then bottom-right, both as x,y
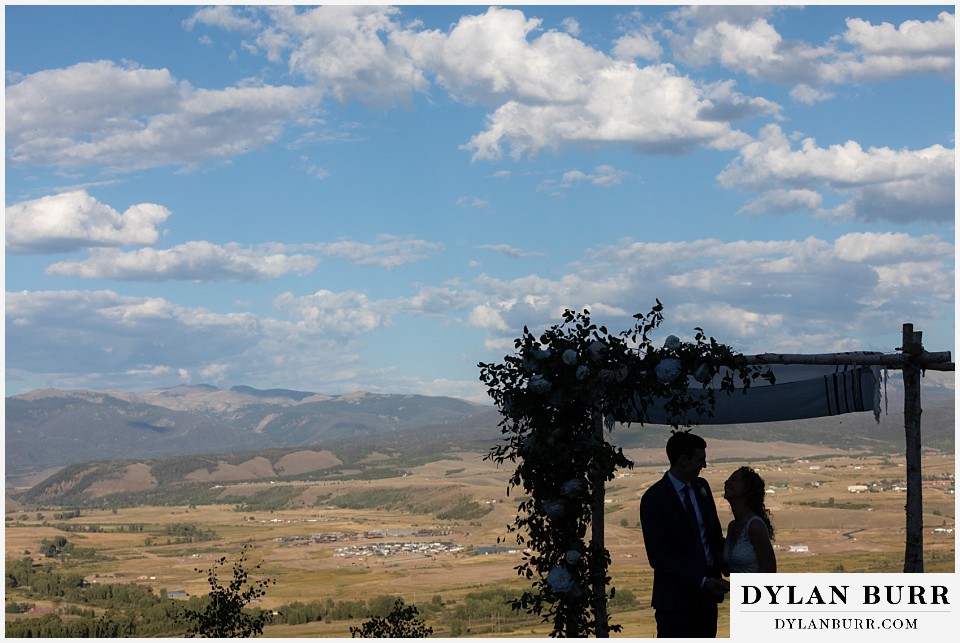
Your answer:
349,599 -> 433,638
180,544 -> 275,637
479,304 -> 770,636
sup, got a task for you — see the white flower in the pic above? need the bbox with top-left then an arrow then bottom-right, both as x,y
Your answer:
565,550 -> 581,565
534,347 -> 552,360
560,479 -> 584,497
655,358 -> 682,383
546,567 -> 574,593
614,364 -> 629,382
588,340 -> 606,361
664,335 -> 681,350
693,362 -> 713,384
562,349 -> 578,366
575,365 -> 590,381
543,500 -> 566,519
528,374 -> 552,395
598,369 -> 615,383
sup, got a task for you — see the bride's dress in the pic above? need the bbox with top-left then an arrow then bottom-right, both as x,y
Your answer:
723,515 -> 767,573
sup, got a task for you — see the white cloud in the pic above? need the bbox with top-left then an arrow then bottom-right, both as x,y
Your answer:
6,230 -> 952,395
177,5 -> 778,162
718,125 -> 955,223
5,61 -> 180,147
831,11 -> 955,82
3,288 -> 392,393
669,14 -> 785,76
19,7 -> 944,176
5,60 -> 318,170
560,164 -> 629,188
699,80 -> 782,122
303,235 -> 444,269
464,62 -> 751,160
845,12 -> 954,56
6,289 -> 261,376
6,191 -> 170,254
835,233 -> 940,263
670,5 -> 775,29
402,283 -> 478,316
274,289 -> 392,335
789,84 -> 833,105
400,7 -> 607,105
477,244 -> 543,259
561,18 -> 581,37
307,165 -> 330,180
846,160 -> 956,223
184,6 -> 260,32
46,242 -> 319,282
738,188 -> 823,216
673,302 -> 784,339
42,235 -> 443,281
613,30 -> 663,61
397,7 -> 755,159
667,9 -> 954,88
468,302 -> 513,332
467,233 -> 953,357
456,196 -> 490,209
264,5 -> 429,107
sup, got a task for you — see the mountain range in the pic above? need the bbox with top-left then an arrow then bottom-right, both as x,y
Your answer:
6,380 -> 953,492
5,384 -> 497,484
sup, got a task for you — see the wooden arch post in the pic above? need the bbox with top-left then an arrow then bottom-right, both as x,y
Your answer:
582,322 -> 948,635
590,409 -> 610,637
746,323 -> 953,573
902,324 -> 925,572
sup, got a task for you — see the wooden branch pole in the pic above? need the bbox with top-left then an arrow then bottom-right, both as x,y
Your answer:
746,326 -> 955,573
590,409 -> 610,637
744,350 -> 953,369
902,324 -> 924,572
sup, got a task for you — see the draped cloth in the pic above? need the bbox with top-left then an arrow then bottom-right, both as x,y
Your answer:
632,361 -> 883,426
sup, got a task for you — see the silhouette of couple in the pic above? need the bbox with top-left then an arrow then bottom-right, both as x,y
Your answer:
640,431 -> 776,638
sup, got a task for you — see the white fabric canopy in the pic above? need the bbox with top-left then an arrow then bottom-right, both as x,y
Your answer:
633,362 -> 882,425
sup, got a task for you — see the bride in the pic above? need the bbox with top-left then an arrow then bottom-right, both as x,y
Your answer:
722,466 -> 777,573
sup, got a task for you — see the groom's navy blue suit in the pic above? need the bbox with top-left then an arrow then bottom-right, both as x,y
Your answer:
640,472 -> 725,637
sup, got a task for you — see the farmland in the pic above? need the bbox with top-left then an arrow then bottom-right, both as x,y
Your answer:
5,438 -> 954,638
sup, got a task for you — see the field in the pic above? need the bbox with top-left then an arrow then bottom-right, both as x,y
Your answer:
5,439 -> 955,638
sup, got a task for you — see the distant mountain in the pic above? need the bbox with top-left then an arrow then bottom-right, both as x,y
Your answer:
5,385 -> 493,480
6,380 -> 953,492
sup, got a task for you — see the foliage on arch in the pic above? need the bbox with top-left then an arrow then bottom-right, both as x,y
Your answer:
478,303 -> 771,637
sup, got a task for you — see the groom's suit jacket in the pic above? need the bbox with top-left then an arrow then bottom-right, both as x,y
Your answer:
639,473 -> 725,610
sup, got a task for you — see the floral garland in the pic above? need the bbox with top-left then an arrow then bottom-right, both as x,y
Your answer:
479,303 -> 772,637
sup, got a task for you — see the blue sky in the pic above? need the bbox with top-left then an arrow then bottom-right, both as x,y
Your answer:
4,3 -> 955,402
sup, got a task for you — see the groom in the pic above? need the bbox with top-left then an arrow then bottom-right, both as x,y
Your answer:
640,431 -> 727,637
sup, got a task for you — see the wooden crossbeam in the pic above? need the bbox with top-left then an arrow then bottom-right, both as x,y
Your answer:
743,351 -> 953,369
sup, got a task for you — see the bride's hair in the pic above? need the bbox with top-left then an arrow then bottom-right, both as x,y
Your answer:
738,466 -> 775,541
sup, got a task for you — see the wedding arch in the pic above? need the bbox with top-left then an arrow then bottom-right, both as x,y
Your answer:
479,305 -> 952,637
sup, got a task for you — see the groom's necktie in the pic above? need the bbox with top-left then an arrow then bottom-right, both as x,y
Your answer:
682,484 -> 709,565
681,484 -> 700,532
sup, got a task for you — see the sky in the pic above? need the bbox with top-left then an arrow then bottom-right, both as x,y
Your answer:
3,3 -> 956,403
